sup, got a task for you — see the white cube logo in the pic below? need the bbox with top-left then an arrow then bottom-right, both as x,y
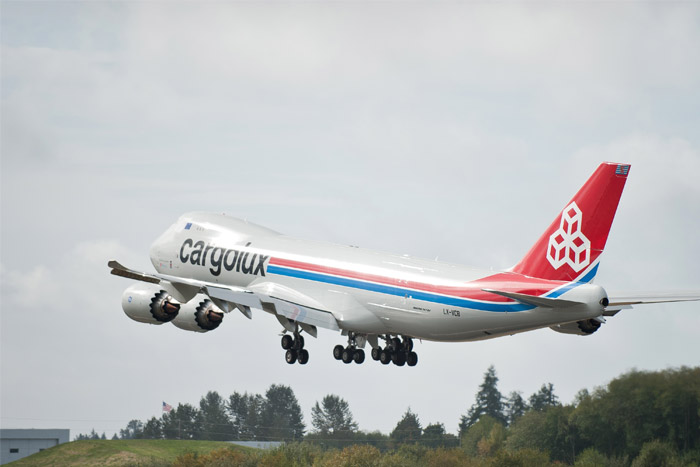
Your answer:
546,202 -> 591,272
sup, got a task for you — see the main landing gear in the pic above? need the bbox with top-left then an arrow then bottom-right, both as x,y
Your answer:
371,335 -> 418,367
281,330 -> 308,365
333,334 -> 418,367
333,333 -> 365,364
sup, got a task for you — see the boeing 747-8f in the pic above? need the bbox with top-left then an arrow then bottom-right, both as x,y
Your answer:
109,163 -> 699,366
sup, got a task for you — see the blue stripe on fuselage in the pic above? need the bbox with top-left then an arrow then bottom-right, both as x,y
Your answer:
266,261 -> 599,313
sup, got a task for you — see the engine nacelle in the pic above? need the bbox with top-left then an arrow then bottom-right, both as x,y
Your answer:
171,298 -> 224,333
122,283 -> 181,325
550,319 -> 602,336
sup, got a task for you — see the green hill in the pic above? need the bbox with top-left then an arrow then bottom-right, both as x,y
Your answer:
8,439 -> 253,466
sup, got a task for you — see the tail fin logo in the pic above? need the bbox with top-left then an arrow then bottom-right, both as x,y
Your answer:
546,202 -> 591,272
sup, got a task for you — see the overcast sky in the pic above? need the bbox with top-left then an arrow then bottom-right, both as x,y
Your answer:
2,2 -> 699,440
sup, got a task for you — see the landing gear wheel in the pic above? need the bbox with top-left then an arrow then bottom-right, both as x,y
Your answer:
285,349 -> 297,364
333,345 -> 344,360
404,338 -> 414,352
298,349 -> 309,365
391,337 -> 402,350
371,347 -> 381,361
407,351 -> 418,367
281,335 -> 294,350
393,352 -> 406,366
296,335 -> 305,349
353,349 -> 365,364
379,349 -> 392,365
341,348 -> 354,364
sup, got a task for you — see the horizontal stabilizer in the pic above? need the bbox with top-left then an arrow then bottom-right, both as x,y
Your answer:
482,289 -> 584,308
608,292 -> 700,307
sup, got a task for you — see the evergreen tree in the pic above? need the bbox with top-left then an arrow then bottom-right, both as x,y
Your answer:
142,416 -> 163,439
421,422 -> 448,448
161,403 -> 202,439
228,391 -> 265,440
505,391 -> 528,425
259,384 -> 305,441
119,419 -> 144,439
199,391 -> 235,440
529,383 -> 559,411
311,394 -> 358,436
459,365 -> 505,434
391,408 -> 422,444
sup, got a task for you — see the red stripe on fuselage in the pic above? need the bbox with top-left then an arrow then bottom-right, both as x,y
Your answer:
268,257 -> 568,303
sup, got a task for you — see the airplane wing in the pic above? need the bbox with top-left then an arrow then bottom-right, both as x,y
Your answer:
108,260 -> 340,333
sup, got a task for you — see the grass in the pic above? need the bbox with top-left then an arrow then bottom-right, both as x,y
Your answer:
9,439 -> 254,466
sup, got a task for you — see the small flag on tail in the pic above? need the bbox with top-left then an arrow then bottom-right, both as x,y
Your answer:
162,401 -> 173,413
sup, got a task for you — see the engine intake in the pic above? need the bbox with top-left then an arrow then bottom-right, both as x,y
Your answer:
550,318 -> 602,336
172,299 -> 224,333
122,283 -> 180,324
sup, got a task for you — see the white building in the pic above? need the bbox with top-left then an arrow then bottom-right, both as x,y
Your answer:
0,429 -> 70,465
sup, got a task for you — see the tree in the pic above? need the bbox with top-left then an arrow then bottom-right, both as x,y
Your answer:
571,367 -> 700,459
259,384 -> 305,441
505,391 -> 528,425
228,391 -> 264,440
161,403 -> 202,440
142,416 -> 163,439
460,415 -> 504,457
459,365 -> 505,434
119,419 -> 143,439
529,383 -> 559,411
506,404 -> 579,464
311,394 -> 358,436
421,422 -> 450,449
391,408 -> 422,444
199,391 -> 234,440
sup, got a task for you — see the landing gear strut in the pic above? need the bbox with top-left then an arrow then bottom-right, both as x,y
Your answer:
281,328 -> 308,365
332,332 -> 365,365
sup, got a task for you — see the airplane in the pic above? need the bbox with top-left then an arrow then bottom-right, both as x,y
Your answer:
109,162 -> 699,367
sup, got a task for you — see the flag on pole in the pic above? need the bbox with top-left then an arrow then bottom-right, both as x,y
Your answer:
162,401 -> 173,413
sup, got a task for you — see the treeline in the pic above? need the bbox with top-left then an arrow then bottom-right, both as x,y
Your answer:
78,366 -> 700,465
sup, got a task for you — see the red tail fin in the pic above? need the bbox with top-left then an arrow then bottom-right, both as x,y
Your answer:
511,162 -> 630,282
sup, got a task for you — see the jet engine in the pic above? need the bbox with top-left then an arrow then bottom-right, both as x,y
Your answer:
122,283 -> 180,324
550,319 -> 602,336
121,283 -> 224,332
171,298 -> 224,332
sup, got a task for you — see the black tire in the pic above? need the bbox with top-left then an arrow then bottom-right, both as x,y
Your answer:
379,349 -> 391,365
407,351 -> 418,367
371,347 -> 381,361
353,349 -> 365,364
341,348 -> 354,364
391,337 -> 402,350
404,338 -> 414,352
298,349 -> 309,365
296,335 -> 305,349
281,335 -> 294,350
333,345 -> 344,360
285,349 -> 297,364
394,352 -> 406,366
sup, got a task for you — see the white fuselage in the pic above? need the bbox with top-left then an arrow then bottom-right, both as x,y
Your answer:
149,212 -> 606,342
